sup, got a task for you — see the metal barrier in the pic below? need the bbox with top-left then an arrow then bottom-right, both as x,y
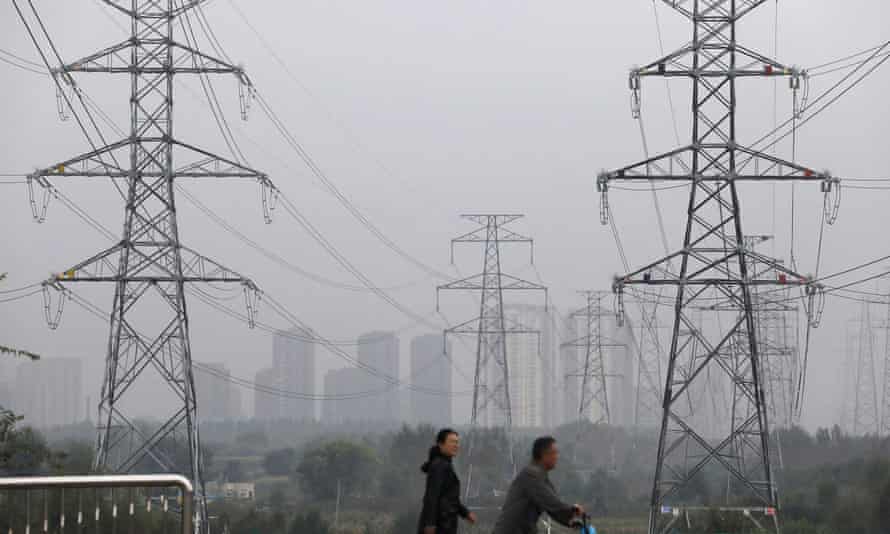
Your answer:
0,474 -> 193,534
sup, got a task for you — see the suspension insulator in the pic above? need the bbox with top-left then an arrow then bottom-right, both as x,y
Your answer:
28,176 -> 51,223
600,188 -> 610,226
41,283 -> 67,330
239,81 -> 255,121
598,173 -> 610,226
614,291 -> 626,327
260,180 -> 278,224
805,283 -> 825,328
55,76 -> 71,122
242,282 -> 261,329
821,175 -> 840,225
629,70 -> 642,119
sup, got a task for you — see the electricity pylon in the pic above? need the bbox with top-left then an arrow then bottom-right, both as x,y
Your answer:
883,296 -> 890,438
27,2 -> 273,531
437,214 -> 546,494
623,298 -> 667,431
596,2 -> 838,532
845,303 -> 880,436
740,236 -> 799,430
561,291 -> 625,427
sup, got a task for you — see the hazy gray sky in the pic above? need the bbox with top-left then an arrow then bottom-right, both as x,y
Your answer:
1,1 -> 888,430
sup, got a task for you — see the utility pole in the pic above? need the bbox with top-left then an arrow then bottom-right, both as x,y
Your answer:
28,2 -> 272,531
597,2 -> 839,532
437,214 -> 546,495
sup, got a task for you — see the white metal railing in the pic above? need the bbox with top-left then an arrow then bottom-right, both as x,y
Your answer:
0,474 -> 193,534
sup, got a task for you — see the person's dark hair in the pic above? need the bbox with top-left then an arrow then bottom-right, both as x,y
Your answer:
532,436 -> 557,461
421,428 -> 458,473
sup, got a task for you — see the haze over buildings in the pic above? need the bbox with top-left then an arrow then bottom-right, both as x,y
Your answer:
409,334 -> 452,426
195,362 -> 242,422
0,2 -> 886,436
2,357 -> 83,428
321,366 -> 366,424
357,331 -> 400,422
273,329 -> 316,421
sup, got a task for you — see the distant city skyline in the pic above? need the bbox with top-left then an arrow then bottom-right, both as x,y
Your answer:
2,357 -> 84,428
410,334 -> 452,426
273,328 -> 316,421
195,362 -> 242,422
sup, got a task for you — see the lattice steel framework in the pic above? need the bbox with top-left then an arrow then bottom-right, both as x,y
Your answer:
438,215 -> 546,428
845,303 -> 880,437
597,2 -> 838,532
883,297 -> 890,438
27,2 -> 272,531
437,215 -> 545,492
748,242 -> 800,432
625,298 -> 667,431
561,291 -> 625,426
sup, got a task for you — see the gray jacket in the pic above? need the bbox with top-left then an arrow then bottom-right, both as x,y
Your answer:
491,463 -> 575,534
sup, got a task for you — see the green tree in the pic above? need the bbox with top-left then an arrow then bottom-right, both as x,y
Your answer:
53,439 -> 94,474
264,447 -> 297,476
224,460 -> 249,483
297,439 -> 378,500
816,479 -> 838,509
378,425 -> 435,500
288,510 -> 330,534
0,272 -> 39,439
876,477 -> 890,534
0,426 -> 53,475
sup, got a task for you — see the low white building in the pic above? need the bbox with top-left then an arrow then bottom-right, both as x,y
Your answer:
222,482 -> 255,501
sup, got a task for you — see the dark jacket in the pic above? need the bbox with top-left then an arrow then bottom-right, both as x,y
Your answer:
491,463 -> 575,534
417,453 -> 469,534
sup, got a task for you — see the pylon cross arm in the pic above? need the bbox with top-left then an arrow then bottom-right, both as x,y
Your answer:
99,0 -> 211,20
438,272 -> 546,292
444,315 -> 541,336
636,42 -> 796,79
45,244 -> 256,286
597,146 -> 836,187
62,39 -> 246,76
661,0 -> 769,22
28,139 -> 269,182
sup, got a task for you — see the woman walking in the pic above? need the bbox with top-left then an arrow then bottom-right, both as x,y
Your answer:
418,429 -> 477,534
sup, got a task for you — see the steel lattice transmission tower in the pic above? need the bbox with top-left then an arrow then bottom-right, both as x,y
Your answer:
625,296 -> 667,431
28,2 -> 272,530
437,215 -> 546,490
736,238 -> 799,430
883,296 -> 890,438
844,303 -> 880,436
597,2 -> 839,531
561,291 -> 626,427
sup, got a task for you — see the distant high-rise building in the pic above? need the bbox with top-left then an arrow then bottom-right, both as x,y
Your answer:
273,329 -> 316,421
254,367 -> 280,420
357,331 -> 399,422
12,358 -> 82,428
195,362 -> 241,421
322,367 -> 367,424
497,304 -> 554,428
410,335 -> 452,426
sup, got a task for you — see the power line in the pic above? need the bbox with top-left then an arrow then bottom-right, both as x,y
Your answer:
176,183 -> 423,293
223,1 -> 451,282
